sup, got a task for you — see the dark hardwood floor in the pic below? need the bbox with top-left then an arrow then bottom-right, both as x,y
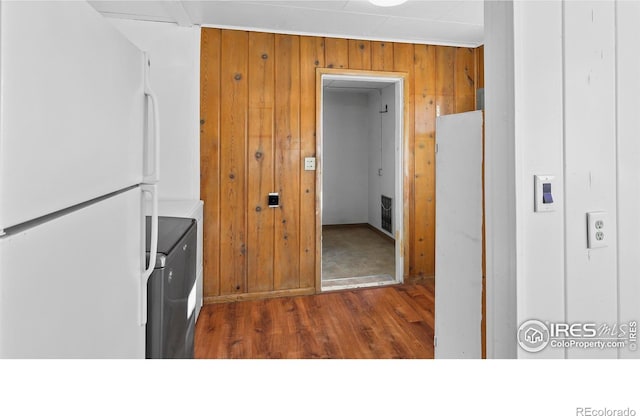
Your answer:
195,279 -> 435,359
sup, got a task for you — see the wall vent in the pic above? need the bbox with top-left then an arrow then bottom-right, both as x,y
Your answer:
381,195 -> 392,233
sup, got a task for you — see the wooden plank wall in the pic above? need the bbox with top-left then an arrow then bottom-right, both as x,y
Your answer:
201,28 -> 484,302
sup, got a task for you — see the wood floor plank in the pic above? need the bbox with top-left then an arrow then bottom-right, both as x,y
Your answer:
396,284 -> 436,324
195,281 -> 435,359
353,289 -> 404,358
335,291 -> 379,358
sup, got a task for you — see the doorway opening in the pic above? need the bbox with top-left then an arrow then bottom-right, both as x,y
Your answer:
316,69 -> 407,292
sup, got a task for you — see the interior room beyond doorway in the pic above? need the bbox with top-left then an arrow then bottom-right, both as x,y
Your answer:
319,74 -> 404,291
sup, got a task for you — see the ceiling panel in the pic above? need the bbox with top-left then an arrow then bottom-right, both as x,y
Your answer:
88,1 -> 175,21
373,15 -> 482,45
184,1 -> 389,37
90,0 -> 484,47
183,2 -> 294,31
247,1 -> 350,11
342,0 -> 457,20
439,1 -> 484,25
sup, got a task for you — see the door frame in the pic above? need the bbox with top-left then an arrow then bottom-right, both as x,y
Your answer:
315,68 -> 410,291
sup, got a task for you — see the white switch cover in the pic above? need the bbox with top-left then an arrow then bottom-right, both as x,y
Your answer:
304,157 -> 316,171
534,175 -> 555,212
587,211 -> 607,249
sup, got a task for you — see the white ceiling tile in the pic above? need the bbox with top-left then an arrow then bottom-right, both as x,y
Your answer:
373,16 -> 482,45
272,7 -> 390,37
89,1 -> 174,21
245,1 -> 350,11
342,0 -> 456,20
185,1 -> 390,37
184,2 -> 293,29
93,0 -> 484,46
439,1 -> 484,25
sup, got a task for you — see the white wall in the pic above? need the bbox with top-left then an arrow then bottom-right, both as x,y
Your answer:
513,1 -> 566,359
322,90 -> 371,225
485,0 -> 640,359
484,0 -> 518,359
106,19 -> 201,200
367,85 -> 396,237
367,91 -> 382,230
323,88 -> 396,232
616,0 -> 640,360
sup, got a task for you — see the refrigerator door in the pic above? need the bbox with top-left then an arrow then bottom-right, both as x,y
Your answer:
0,187 -> 145,358
0,1 -> 145,230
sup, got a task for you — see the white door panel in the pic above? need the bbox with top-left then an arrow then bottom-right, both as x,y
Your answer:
0,187 -> 145,358
0,2 -> 144,230
435,110 -> 483,359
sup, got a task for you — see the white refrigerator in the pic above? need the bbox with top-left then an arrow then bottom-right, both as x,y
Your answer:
0,2 -> 159,358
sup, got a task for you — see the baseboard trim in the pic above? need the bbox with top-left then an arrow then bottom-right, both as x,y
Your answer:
322,223 -> 368,229
364,223 -> 395,244
404,274 -> 435,285
204,287 -> 316,304
321,223 -> 395,244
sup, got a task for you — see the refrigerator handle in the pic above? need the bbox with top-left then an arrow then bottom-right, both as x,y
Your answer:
140,183 -> 158,326
143,52 -> 160,184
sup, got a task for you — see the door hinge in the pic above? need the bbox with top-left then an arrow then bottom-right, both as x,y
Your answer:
434,336 -> 437,348
435,144 -> 438,153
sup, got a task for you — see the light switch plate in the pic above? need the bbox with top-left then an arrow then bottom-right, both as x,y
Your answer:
304,157 -> 316,171
534,175 -> 555,212
587,211 -> 607,249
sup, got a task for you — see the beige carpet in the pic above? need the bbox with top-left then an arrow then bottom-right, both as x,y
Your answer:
321,225 -> 395,288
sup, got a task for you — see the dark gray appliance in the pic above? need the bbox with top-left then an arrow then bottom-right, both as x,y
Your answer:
145,216 -> 197,359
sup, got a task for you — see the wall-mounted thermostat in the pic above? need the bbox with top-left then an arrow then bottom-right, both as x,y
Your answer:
268,193 -> 279,208
534,175 -> 555,213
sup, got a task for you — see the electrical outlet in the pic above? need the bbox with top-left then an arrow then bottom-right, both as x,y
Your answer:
304,157 -> 316,171
587,211 -> 607,249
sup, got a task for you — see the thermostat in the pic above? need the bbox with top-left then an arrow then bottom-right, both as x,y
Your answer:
268,193 -> 279,208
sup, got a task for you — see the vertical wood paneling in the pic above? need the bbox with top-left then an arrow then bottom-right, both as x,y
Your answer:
348,39 -> 371,70
454,48 -> 476,113
371,41 -> 394,72
200,29 -> 221,298
393,43 -> 415,279
200,29 -> 483,300
413,44 -> 436,277
324,38 -> 349,69
247,32 -> 275,293
435,46 -> 456,116
219,30 -> 248,295
274,34 -> 301,290
299,36 -> 325,289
